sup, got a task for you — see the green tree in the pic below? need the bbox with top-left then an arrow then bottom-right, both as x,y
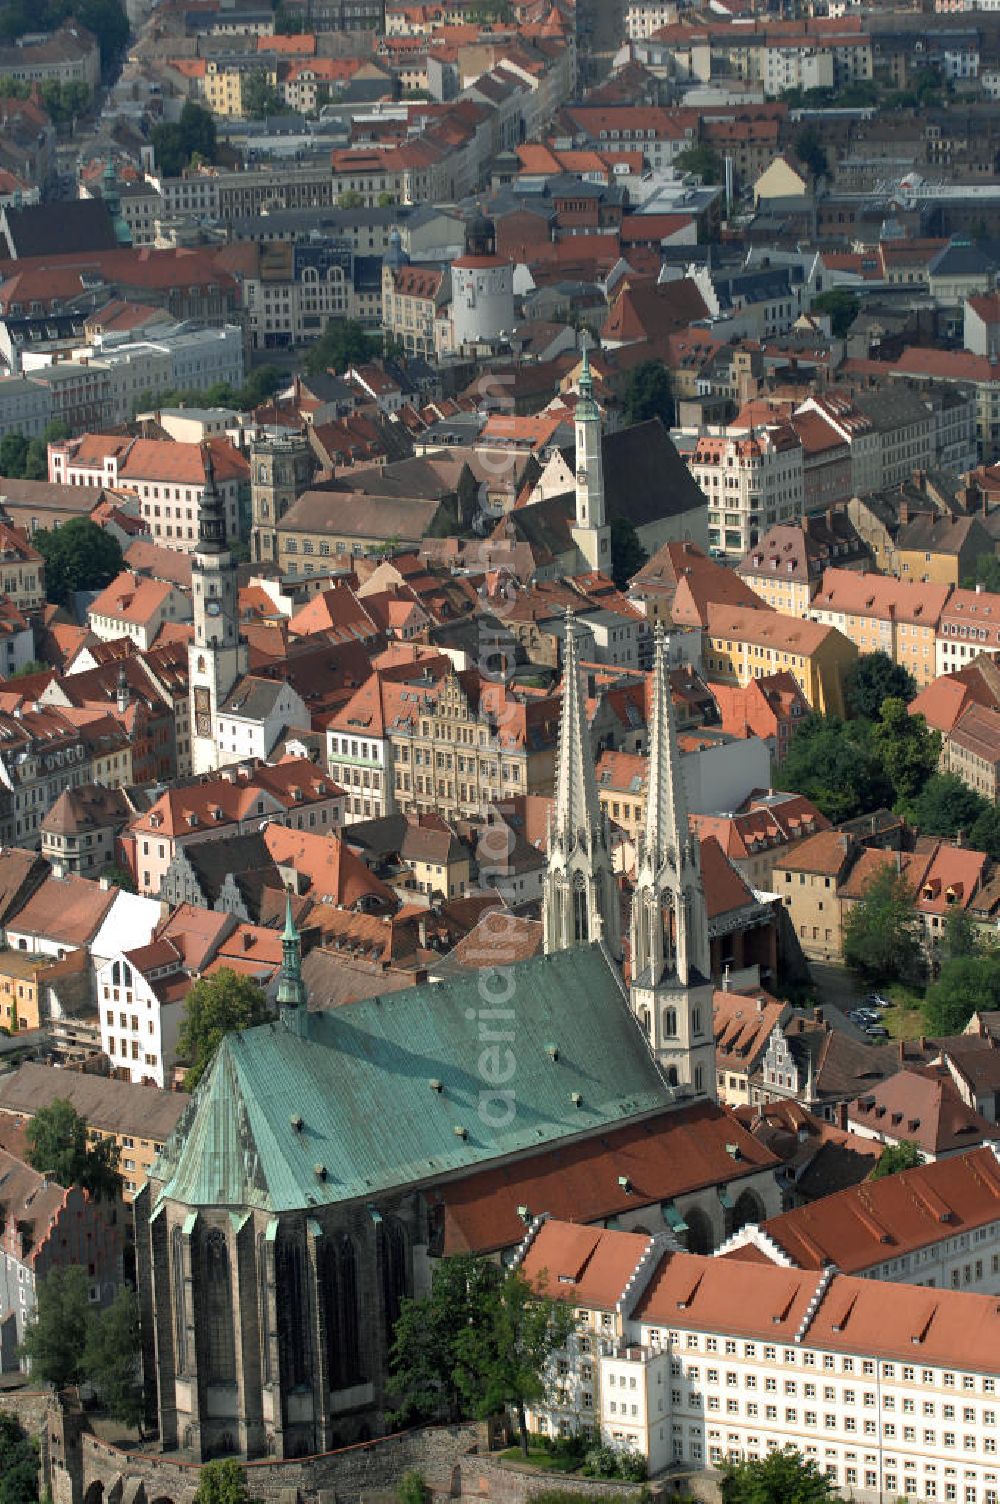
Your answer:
0,1411 -> 39,1504
794,125 -> 829,180
152,102 -> 217,177
241,68 -> 282,119
10,660 -> 49,678
810,288 -> 860,338
33,518 -> 122,606
23,439 -> 47,481
398,1474 -> 428,1504
19,1265 -> 91,1389
674,144 -> 722,184
912,774 -> 989,840
622,360 -> 674,427
304,317 -> 379,375
943,906 -> 979,961
389,1254 -> 500,1425
84,1289 -> 144,1431
74,0 -> 129,67
149,122 -> 186,177
924,952 -> 1000,1036
610,516 -> 648,589
776,714 -> 891,823
721,1446 -> 840,1504
971,554 -> 1000,592
970,804 -> 1000,860
338,188 -> 365,208
457,1270 -> 574,1456
845,651 -> 916,718
176,967 -> 270,1090
179,100 -> 217,161
871,1139 -> 923,1180
193,1460 -> 249,1504
873,697 -> 940,812
843,862 -> 923,987
0,433 -> 28,478
25,1099 -> 122,1202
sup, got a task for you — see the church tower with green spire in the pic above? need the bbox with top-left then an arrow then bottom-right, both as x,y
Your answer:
278,892 -> 308,1036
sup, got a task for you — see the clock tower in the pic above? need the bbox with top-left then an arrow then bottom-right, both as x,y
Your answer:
189,445 -> 247,774
570,338 -> 611,574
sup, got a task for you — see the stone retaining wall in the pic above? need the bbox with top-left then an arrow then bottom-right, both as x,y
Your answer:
77,1421 -> 487,1504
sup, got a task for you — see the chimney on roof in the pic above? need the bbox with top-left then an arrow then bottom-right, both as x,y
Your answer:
813,1006 -> 823,1024
722,962 -> 731,992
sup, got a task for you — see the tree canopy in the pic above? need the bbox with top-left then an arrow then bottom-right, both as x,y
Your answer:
0,421 -> 70,484
194,1460 -> 250,1504
241,68 -> 282,119
610,516 -> 648,589
26,1099 -> 121,1202
924,952 -> 1000,1036
0,0 -> 127,68
33,519 -> 123,606
843,862 -> 924,987
176,967 -> 271,1090
674,144 -> 722,184
912,774 -> 989,841
460,1268 -> 575,1455
776,713 -> 891,823
19,1264 -> 91,1389
151,102 -> 218,177
871,1139 -> 923,1180
135,364 -> 282,418
0,1412 -> 38,1504
390,1257 -> 572,1454
304,317 -> 380,375
721,1446 -> 842,1504
83,1288 -> 144,1430
622,360 -> 674,428
873,698 -> 941,813
389,1253 -> 501,1426
845,651 -> 916,719
794,126 -> 829,180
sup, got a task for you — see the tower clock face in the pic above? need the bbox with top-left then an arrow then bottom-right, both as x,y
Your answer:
206,601 -> 221,617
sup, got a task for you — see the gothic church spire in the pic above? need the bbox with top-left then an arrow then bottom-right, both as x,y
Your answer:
543,610 -> 621,959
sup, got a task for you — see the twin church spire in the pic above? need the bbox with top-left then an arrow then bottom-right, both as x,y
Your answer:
542,619 -> 714,1099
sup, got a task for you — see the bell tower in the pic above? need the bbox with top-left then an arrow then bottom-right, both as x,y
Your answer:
542,610 -> 621,960
630,624 -> 716,1099
570,338 -> 611,574
189,445 -> 247,774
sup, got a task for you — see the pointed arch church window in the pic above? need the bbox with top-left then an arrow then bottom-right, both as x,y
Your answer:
204,1227 -> 236,1384
171,1225 -> 186,1374
381,1216 -> 409,1337
664,1007 -> 677,1038
276,1231 -> 310,1389
321,1232 -> 362,1390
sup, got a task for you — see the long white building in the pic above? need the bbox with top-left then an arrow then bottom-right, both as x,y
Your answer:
521,1215 -> 1000,1501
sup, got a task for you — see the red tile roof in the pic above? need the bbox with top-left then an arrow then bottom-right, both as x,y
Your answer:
434,1099 -> 779,1254
723,1145 -> 1000,1274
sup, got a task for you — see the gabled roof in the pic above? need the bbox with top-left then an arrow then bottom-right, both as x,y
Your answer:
722,1145 -> 1000,1274
521,1221 -> 653,1310
849,1068 -> 995,1156
8,872 -> 116,946
153,942 -> 672,1212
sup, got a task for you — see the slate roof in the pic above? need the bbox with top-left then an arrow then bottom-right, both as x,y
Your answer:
153,942 -> 670,1212
3,200 -> 119,259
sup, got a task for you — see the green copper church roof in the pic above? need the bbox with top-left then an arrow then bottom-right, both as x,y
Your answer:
153,943 -> 668,1213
